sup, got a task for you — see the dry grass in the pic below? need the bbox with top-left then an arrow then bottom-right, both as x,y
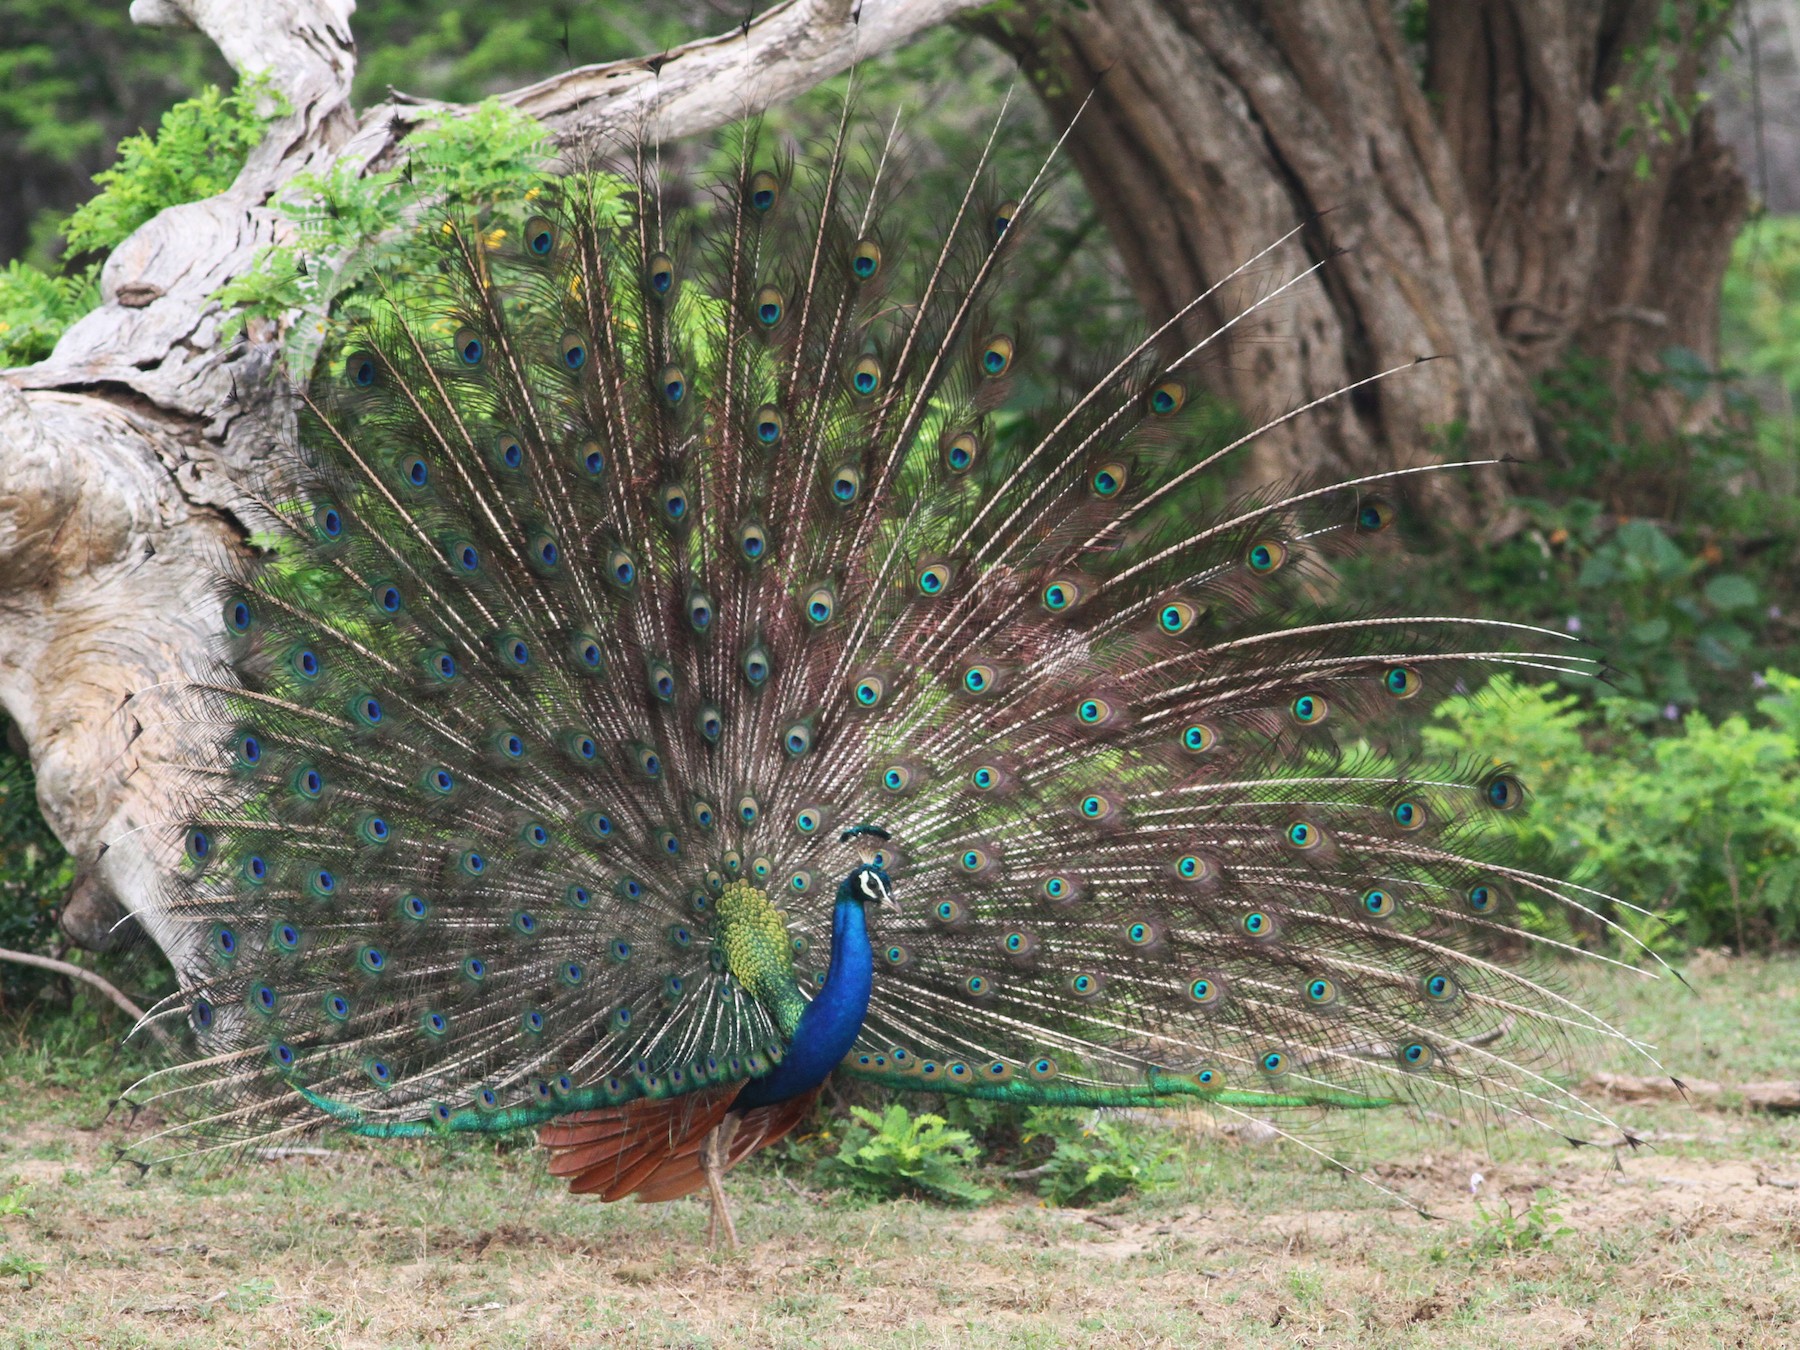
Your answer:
2,955 -> 1799,1347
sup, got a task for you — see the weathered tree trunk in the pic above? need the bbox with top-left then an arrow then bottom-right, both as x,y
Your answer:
0,0 -> 989,960
977,0 -> 1747,524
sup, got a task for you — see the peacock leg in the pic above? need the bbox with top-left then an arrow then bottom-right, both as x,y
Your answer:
701,1114 -> 743,1250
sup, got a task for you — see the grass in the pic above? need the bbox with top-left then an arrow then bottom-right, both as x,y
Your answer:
0,956 -> 1797,1347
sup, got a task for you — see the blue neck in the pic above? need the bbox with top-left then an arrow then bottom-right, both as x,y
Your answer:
732,882 -> 872,1111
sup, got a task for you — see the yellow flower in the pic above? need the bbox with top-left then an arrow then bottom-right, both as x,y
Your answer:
483,228 -> 507,250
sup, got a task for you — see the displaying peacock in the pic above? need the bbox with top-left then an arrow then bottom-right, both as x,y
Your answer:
129,107 -> 1666,1248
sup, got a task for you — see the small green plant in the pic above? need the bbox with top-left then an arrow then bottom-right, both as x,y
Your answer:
1021,1108 -> 1184,1207
820,1104 -> 992,1206
0,1255 -> 45,1290
1468,1187 -> 1573,1258
0,1183 -> 36,1219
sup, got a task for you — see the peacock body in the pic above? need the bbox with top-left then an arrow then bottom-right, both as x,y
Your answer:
134,110 -> 1662,1236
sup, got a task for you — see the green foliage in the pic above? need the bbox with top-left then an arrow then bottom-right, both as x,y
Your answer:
1426,674 -> 1800,951
0,75 -> 278,367
820,1103 -> 992,1206
61,77 -> 281,259
1608,0 -> 1737,180
1342,347 -> 1797,722
215,99 -> 559,373
1723,216 -> 1800,399
0,720 -> 75,1002
0,258 -> 97,366
1019,1109 -> 1183,1207
1468,1187 -> 1574,1258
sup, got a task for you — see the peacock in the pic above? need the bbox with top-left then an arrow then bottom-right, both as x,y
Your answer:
128,105 -> 1665,1248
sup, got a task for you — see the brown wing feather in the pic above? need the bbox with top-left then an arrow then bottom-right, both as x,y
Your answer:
538,1087 -> 737,1198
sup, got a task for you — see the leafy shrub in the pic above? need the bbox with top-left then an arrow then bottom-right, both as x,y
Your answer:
1426,674 -> 1800,950
1020,1109 -> 1183,1207
0,259 -> 98,366
0,76 -> 278,368
820,1103 -> 991,1206
60,76 -> 280,258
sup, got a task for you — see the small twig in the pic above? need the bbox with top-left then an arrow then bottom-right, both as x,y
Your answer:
1001,1160 -> 1059,1181
0,947 -> 172,1046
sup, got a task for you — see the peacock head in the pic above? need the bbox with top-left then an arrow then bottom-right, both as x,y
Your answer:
840,824 -> 898,913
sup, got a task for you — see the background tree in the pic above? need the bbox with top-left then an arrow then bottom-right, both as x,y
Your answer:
979,1 -> 1748,523
0,0 -> 1790,968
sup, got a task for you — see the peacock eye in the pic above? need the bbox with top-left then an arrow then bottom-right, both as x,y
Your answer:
850,237 -> 882,280
696,703 -> 724,743
849,355 -> 882,398
1180,723 -> 1218,754
1090,461 -> 1127,497
979,334 -> 1015,378
961,663 -> 997,695
345,350 -> 379,387
1357,497 -> 1395,532
687,590 -> 715,633
742,640 -> 772,687
454,327 -> 484,367
1148,379 -> 1187,415
606,547 -> 638,589
1158,600 -> 1200,634
917,563 -> 951,596
782,721 -> 812,757
1246,539 -> 1288,573
1483,773 -> 1526,811
802,585 -> 835,626
753,285 -> 785,329
1392,799 -> 1428,831
828,465 -> 862,504
753,406 -> 783,446
559,331 -> 589,371
852,675 -> 885,708
1174,853 -> 1213,883
1042,578 -> 1083,612
525,215 -> 557,256
1382,665 -> 1423,699
659,364 -> 687,406
1466,882 -> 1501,913
659,482 -> 691,523
1289,693 -> 1330,727
1284,820 -> 1325,851
943,431 -> 981,474
645,251 -> 676,295
1361,887 -> 1397,918
1075,697 -> 1112,726
880,764 -> 912,792
747,170 -> 780,214
992,200 -> 1018,239
737,520 -> 769,561
1187,975 -> 1224,1005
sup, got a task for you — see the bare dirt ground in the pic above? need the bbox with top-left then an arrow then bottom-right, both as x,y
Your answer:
4,954 -> 1800,1347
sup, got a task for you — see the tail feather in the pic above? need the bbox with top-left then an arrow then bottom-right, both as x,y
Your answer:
128,97 -> 1668,1209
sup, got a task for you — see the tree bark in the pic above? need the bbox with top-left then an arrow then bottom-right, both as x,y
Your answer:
977,0 -> 1748,524
0,0 -> 991,960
